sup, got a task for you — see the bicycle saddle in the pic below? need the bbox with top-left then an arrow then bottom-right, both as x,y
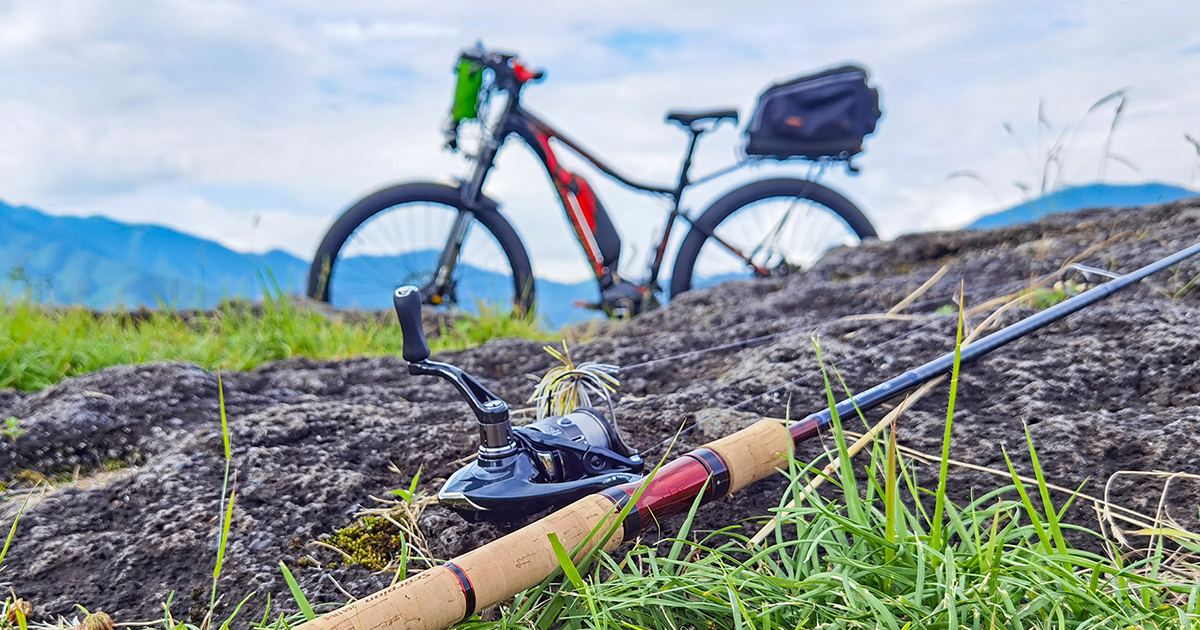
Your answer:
666,109 -> 739,128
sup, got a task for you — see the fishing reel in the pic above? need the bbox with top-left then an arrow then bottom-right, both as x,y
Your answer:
393,287 -> 643,522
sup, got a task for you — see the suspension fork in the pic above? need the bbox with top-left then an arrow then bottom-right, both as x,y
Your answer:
427,106 -> 513,303
427,211 -> 474,303
427,173 -> 487,303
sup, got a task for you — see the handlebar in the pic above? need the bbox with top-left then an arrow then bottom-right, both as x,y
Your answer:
445,44 -> 544,150
460,45 -> 545,90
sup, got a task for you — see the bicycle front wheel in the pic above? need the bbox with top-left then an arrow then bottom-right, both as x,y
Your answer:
669,178 -> 876,298
307,183 -> 534,314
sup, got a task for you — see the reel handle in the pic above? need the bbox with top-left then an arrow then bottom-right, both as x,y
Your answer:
394,286 -> 431,363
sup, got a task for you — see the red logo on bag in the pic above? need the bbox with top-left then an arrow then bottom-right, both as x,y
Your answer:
785,116 -> 805,128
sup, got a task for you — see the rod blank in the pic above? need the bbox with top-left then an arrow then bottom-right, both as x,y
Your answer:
301,239 -> 1200,630
793,239 -> 1200,435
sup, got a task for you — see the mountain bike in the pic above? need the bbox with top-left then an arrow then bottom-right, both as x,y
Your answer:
307,45 -> 879,318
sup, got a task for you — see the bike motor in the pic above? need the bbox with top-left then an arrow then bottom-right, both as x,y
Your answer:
392,286 -> 643,522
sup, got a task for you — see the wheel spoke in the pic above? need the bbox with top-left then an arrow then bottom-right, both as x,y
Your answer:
752,196 -> 802,268
318,196 -> 525,313
685,184 -> 868,292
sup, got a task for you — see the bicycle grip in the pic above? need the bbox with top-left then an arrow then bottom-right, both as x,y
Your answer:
393,286 -> 431,363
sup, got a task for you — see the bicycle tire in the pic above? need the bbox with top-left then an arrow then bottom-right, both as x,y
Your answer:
669,178 -> 876,298
307,182 -> 535,313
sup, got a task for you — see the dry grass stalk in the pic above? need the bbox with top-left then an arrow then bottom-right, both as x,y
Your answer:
965,231 -> 1135,316
888,264 -> 950,314
72,611 -> 113,630
859,431 -> 1200,584
749,288 -> 1032,546
1101,470 -> 1200,580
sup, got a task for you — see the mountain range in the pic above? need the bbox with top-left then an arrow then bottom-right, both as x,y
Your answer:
4,181 -> 1196,327
0,200 -> 598,325
1,201 -> 309,309
965,182 -> 1197,230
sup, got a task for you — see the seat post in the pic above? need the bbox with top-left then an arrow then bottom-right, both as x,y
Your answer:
674,128 -> 703,198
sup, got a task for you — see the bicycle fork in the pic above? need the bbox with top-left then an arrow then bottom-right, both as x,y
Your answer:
426,210 -> 473,305
427,132 -> 501,305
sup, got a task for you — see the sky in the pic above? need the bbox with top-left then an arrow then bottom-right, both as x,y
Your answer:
1,0 -> 1199,283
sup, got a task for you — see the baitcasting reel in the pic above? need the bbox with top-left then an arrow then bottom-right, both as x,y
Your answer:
393,286 -> 643,522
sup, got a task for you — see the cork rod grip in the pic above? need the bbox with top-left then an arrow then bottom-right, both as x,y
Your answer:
298,493 -> 626,630
705,418 -> 792,492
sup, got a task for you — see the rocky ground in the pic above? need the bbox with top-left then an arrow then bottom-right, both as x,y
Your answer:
2,200 -> 1200,625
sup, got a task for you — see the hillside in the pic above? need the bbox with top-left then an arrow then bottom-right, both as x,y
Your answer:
0,201 -> 596,325
1,198 -> 1198,622
9,183 -> 1198,328
966,182 -> 1198,229
0,200 -> 308,308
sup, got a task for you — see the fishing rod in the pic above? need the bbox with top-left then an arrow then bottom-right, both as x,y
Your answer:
299,239 -> 1200,630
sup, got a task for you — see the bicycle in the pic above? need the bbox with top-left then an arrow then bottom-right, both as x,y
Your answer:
307,45 -> 880,319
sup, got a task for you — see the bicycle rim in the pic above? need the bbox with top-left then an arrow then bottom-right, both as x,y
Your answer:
690,195 -> 862,290
327,201 -> 519,313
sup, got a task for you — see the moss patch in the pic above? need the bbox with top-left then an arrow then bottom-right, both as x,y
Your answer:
1026,286 -> 1070,309
326,516 -> 407,571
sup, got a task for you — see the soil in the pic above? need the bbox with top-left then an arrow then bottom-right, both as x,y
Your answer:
2,200 -> 1200,625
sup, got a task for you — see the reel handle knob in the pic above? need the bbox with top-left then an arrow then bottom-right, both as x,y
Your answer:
393,286 -> 431,363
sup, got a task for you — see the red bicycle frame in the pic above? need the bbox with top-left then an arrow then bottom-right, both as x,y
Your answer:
445,55 -> 770,306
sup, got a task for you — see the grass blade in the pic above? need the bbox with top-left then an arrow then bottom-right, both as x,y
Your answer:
884,417 -> 898,565
278,561 -> 316,621
218,372 -> 230,461
930,284 -> 965,551
1024,427 -> 1068,555
812,336 -> 863,523
1002,447 -> 1054,555
213,486 -> 237,581
0,490 -> 33,566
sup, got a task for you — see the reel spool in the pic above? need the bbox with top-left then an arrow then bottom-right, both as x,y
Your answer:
393,287 -> 643,522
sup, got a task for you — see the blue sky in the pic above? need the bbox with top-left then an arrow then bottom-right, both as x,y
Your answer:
1,0 -> 1198,282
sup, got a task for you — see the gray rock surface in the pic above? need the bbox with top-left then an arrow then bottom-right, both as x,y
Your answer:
2,200 -> 1200,624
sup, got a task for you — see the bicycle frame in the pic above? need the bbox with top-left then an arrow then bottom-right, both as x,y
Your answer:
436,83 -> 771,305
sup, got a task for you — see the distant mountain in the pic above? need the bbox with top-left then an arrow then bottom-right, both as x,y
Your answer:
326,250 -> 598,326
0,200 -> 600,326
0,200 -> 310,309
1,201 -> 805,326
966,183 -> 1198,230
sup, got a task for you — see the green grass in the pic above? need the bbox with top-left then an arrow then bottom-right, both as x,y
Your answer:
7,293 -> 1198,629
516,460 -> 1197,629
1026,286 -> 1070,309
474,316 -> 1199,629
228,309 -> 1200,630
0,292 -> 555,391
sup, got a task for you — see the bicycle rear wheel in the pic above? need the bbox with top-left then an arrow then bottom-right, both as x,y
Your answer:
308,183 -> 534,313
669,178 -> 876,298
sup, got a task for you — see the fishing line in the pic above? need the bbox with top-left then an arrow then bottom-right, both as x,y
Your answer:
630,221 -> 1200,456
617,273 -> 1048,375
327,231 -> 1200,630
627,275 -> 1057,455
618,222 -> 1200,377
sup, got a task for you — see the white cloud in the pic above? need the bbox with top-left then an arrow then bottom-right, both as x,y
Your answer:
320,20 -> 460,44
0,0 -> 1197,285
